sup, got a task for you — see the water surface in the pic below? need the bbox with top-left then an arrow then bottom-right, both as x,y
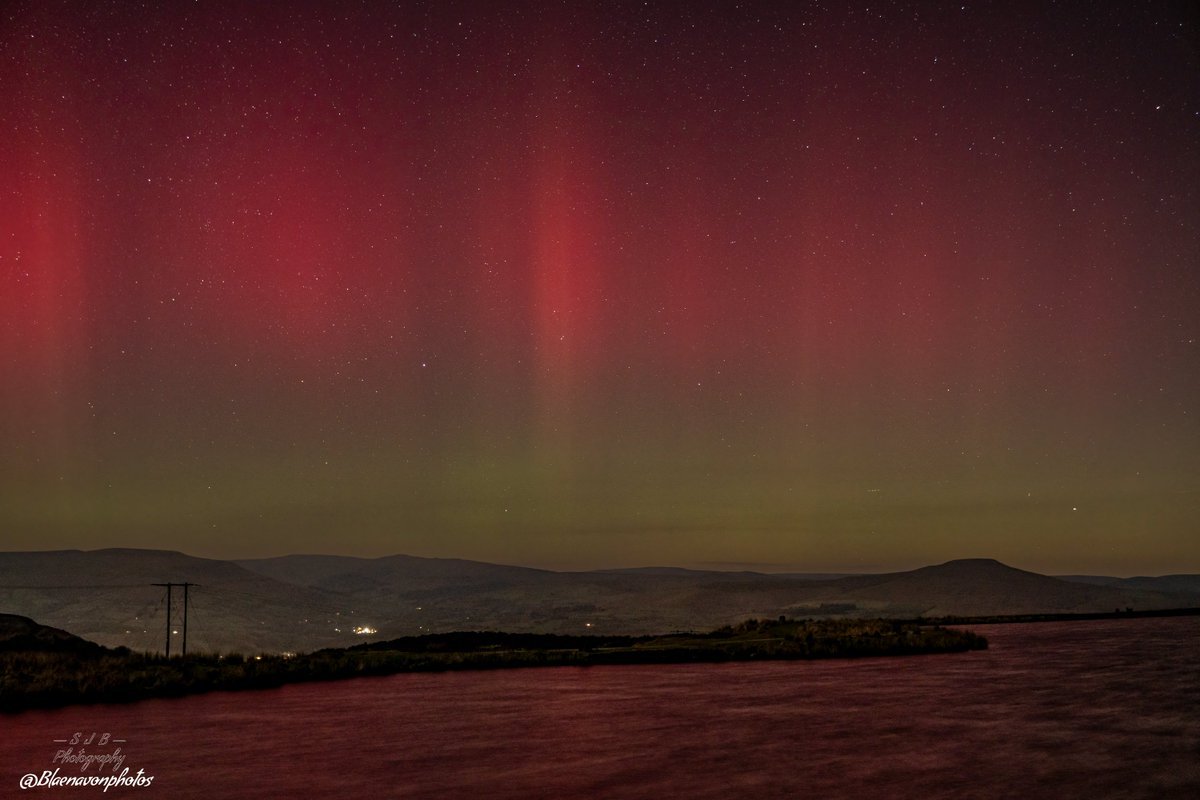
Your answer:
4,617 -> 1197,798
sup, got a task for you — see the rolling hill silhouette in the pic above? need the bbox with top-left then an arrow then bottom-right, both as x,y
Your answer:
1,550 -> 1195,653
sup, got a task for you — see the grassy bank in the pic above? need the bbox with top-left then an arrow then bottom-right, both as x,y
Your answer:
1,617 -> 986,713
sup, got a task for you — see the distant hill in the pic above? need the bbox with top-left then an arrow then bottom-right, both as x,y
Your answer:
0,549 -> 359,654
3,550 -> 1198,654
235,553 -> 555,593
785,559 -> 1196,617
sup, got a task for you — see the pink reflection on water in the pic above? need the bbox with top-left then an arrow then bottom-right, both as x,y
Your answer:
3,617 -> 1198,799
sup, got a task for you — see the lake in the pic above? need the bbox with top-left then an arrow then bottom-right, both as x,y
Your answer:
4,617 -> 1198,798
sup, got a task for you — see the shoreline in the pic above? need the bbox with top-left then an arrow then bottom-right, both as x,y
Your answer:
901,607 -> 1200,626
2,617 -> 984,713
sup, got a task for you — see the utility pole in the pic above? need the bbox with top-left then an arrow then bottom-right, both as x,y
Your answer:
151,582 -> 197,657
183,582 -> 189,656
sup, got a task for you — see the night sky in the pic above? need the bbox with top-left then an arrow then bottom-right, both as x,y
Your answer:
2,1 -> 1197,574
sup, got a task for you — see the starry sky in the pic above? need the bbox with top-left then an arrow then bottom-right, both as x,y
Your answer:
1,1 -> 1197,574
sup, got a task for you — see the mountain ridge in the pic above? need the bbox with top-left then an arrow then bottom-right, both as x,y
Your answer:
2,549 -> 1197,653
